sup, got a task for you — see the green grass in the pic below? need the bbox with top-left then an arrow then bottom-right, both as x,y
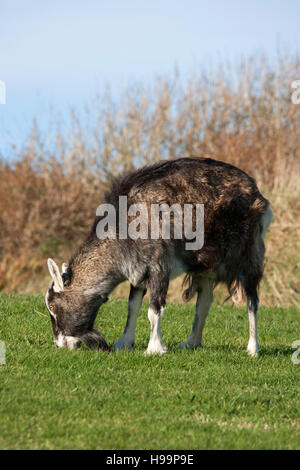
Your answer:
0,293 -> 299,450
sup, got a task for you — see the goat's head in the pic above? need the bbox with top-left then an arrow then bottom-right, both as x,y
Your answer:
45,258 -> 109,351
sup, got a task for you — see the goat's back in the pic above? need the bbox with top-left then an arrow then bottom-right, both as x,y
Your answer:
105,157 -> 269,268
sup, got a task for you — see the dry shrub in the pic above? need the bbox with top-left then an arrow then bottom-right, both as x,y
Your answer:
260,170 -> 300,307
0,51 -> 299,305
0,157 -> 105,291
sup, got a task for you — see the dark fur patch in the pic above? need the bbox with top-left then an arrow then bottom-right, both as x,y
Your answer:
46,157 -> 271,347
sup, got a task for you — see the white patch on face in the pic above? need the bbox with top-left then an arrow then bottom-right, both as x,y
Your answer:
45,291 -> 81,350
54,334 -> 81,350
65,336 -> 81,349
55,333 -> 66,348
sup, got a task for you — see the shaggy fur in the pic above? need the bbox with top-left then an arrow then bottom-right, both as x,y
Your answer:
45,157 -> 273,355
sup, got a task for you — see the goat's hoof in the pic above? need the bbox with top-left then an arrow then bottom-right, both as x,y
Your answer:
113,339 -> 134,351
247,341 -> 260,357
178,341 -> 201,349
247,349 -> 259,358
144,344 -> 167,355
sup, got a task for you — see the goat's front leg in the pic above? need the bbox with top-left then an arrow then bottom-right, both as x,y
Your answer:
113,285 -> 146,350
179,277 -> 213,349
145,272 -> 169,355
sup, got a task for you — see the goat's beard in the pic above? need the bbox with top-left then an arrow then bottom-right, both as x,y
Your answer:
80,329 -> 110,351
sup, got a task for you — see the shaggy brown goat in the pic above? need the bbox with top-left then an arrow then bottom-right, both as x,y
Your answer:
45,157 -> 273,356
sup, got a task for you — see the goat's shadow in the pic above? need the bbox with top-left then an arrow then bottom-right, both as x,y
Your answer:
202,345 -> 292,357
125,342 -> 293,357
254,347 -> 293,357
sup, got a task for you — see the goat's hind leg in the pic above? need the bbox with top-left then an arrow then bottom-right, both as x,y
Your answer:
246,203 -> 273,357
113,285 -> 145,350
179,277 -> 213,349
246,228 -> 266,357
247,295 -> 259,357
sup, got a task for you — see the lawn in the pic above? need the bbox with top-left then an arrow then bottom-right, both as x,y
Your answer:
0,293 -> 299,450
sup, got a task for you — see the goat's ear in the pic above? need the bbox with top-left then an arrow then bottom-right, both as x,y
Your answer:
47,258 -> 64,292
61,262 -> 70,285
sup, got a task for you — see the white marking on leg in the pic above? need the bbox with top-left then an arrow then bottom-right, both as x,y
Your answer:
113,288 -> 144,350
179,277 -> 213,349
145,307 -> 167,355
247,300 -> 259,357
245,205 -> 272,357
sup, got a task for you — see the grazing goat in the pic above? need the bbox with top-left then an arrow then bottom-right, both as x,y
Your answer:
45,157 -> 273,356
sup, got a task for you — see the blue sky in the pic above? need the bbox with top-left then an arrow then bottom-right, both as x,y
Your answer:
0,0 -> 300,156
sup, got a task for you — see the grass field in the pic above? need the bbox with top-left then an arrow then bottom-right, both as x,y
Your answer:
0,293 -> 299,450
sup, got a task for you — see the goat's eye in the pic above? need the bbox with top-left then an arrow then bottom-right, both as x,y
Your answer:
49,304 -> 55,311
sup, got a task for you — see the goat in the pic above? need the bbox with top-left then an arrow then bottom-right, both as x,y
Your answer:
45,157 -> 273,356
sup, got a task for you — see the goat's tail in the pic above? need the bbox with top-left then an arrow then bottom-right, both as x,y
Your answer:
182,199 -> 273,305
182,273 -> 246,305
223,279 -> 246,305
224,199 -> 273,305
182,273 -> 199,302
